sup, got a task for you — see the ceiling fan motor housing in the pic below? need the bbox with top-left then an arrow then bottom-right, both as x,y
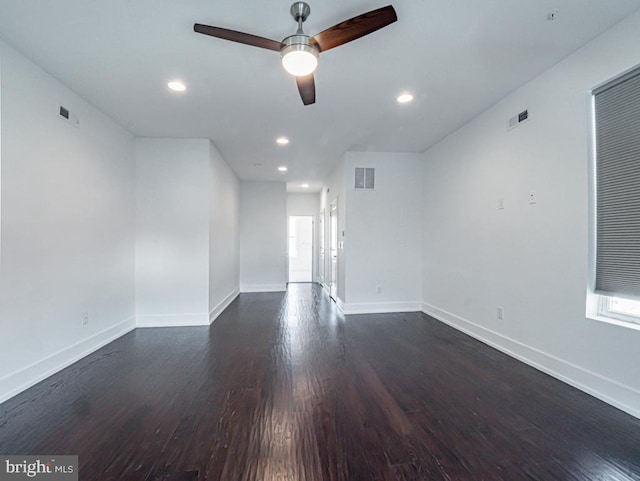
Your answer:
281,35 -> 318,55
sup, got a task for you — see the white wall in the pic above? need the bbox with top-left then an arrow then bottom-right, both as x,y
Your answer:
287,193 -> 320,217
421,11 -> 640,418
239,182 -> 286,292
135,138 -> 210,326
0,45 -> 3,272
287,193 -> 320,283
208,140 -> 240,321
344,152 -> 423,313
0,41 -> 136,403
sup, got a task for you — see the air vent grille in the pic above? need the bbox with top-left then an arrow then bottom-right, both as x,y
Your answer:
59,105 -> 79,126
508,109 -> 529,130
355,167 -> 375,190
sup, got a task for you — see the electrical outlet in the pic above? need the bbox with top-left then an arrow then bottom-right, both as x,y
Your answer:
529,191 -> 537,204
498,198 -> 505,210
497,306 -> 504,320
82,312 -> 89,326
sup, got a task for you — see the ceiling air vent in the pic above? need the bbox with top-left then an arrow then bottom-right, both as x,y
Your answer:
59,105 -> 79,126
355,167 -> 375,190
508,109 -> 528,131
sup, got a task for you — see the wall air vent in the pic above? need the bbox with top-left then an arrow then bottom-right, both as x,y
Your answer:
59,105 -> 79,126
354,167 -> 375,190
508,109 -> 528,131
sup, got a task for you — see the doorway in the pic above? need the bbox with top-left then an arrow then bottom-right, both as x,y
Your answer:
329,201 -> 338,301
288,216 -> 313,283
318,209 -> 325,286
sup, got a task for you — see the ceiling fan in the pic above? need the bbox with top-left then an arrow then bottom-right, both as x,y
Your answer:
194,3 -> 397,106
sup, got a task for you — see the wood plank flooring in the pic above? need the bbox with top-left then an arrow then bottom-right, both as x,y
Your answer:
1,283 -> 639,480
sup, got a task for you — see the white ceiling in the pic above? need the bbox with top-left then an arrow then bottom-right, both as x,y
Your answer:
0,0 -> 639,192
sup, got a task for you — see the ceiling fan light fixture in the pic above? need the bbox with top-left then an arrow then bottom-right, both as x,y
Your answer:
281,36 -> 319,77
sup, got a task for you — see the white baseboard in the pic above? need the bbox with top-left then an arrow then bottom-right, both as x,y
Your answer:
0,316 -> 136,405
240,283 -> 287,293
421,302 -> 640,420
209,287 -> 240,324
343,301 -> 422,315
136,313 -> 210,328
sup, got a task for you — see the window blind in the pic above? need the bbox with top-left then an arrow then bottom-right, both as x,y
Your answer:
594,67 -> 640,297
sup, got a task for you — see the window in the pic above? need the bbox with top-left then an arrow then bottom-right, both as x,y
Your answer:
590,65 -> 640,327
597,296 -> 640,328
607,297 -> 640,317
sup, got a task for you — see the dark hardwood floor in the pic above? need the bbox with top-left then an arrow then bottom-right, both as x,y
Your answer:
1,283 -> 639,480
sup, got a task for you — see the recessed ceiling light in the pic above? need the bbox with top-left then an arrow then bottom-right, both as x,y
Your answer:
254,163 -> 262,167
278,166 -> 288,172
276,137 -> 290,145
168,81 -> 186,92
397,93 -> 413,104
301,183 -> 310,188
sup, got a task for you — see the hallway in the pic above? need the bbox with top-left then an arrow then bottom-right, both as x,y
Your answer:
1,284 -> 639,480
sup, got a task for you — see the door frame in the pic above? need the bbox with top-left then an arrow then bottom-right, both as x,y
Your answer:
318,208 -> 325,286
329,199 -> 338,301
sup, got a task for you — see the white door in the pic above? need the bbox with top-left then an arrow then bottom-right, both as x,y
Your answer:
288,216 -> 313,283
329,201 -> 338,301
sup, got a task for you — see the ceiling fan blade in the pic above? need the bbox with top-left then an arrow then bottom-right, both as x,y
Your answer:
296,74 -> 316,105
312,5 -> 397,52
194,24 -> 281,51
